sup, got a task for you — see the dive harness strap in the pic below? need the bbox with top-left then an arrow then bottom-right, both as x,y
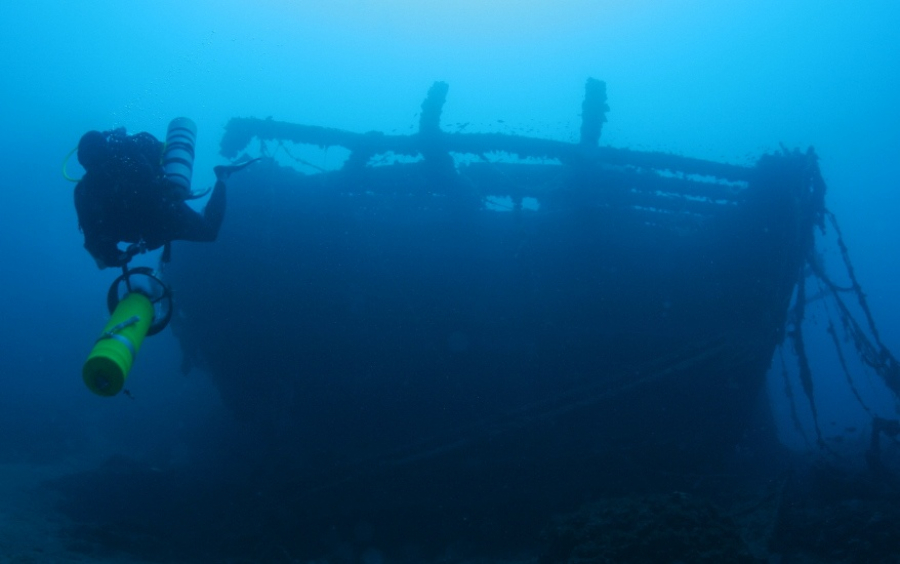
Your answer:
96,315 -> 141,357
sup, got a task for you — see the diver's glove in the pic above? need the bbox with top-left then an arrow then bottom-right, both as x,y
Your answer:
122,241 -> 148,262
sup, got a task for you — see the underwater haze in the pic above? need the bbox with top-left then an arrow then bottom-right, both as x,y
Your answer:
1,1 -> 899,562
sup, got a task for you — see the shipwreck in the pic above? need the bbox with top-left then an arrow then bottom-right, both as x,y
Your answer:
158,79 -> 898,553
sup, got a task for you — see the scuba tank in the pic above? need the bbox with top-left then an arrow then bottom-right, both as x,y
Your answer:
162,117 -> 197,199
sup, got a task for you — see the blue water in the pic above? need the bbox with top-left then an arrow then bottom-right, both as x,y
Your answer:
1,2 -> 899,562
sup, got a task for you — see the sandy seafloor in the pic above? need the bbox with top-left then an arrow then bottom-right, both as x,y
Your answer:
0,462 -> 149,564
0,461 -> 537,564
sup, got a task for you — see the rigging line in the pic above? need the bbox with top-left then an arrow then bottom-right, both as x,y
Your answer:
809,264 -> 855,294
826,209 -> 886,347
789,273 -> 825,448
812,210 -> 900,400
779,346 -> 810,447
827,280 -> 900,397
277,140 -> 327,172
817,277 -> 877,418
276,338 -> 740,496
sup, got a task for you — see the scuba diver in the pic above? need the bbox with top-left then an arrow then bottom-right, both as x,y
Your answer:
73,122 -> 257,269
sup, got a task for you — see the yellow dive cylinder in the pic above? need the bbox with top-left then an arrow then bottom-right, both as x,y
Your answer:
83,292 -> 154,396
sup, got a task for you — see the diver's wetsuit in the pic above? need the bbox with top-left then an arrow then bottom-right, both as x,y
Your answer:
74,128 -> 226,269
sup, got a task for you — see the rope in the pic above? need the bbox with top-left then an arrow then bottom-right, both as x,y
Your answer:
788,275 -> 825,448
779,347 -> 810,447
826,210 -> 884,347
825,305 -> 876,419
786,206 -> 900,464
809,212 -> 900,398
275,140 -> 326,172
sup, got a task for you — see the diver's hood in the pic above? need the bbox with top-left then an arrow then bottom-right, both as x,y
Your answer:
77,130 -> 109,170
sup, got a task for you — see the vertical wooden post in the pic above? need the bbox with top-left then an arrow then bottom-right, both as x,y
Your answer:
580,78 -> 608,147
419,81 -> 449,136
418,81 -> 454,175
